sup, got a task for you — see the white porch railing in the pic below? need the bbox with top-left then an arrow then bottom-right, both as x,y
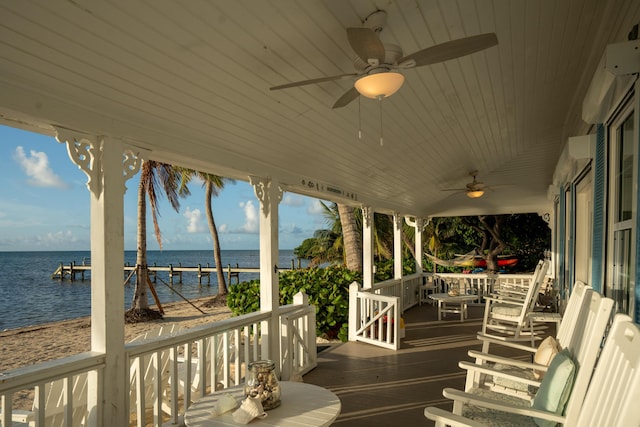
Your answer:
347,271 -> 537,351
428,272 -> 496,301
366,273 -> 424,311
400,273 -> 423,310
427,272 -> 536,302
348,282 -> 401,350
0,352 -> 105,427
346,274 -> 423,350
0,292 -> 316,427
279,293 -> 317,381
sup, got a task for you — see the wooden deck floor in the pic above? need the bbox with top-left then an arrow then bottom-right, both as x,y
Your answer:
303,302 -> 536,426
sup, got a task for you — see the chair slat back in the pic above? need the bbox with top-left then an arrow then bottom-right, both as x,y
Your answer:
523,260 -> 549,314
563,294 -> 614,421
572,314 -> 639,426
556,281 -> 593,348
556,281 -> 592,348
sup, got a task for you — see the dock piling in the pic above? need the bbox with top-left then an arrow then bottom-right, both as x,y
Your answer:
51,260 -> 300,284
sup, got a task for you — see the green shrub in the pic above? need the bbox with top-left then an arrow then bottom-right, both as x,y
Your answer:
227,266 -> 361,341
374,257 -> 417,281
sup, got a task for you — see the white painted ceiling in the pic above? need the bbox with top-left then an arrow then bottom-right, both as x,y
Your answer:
1,0 -> 639,218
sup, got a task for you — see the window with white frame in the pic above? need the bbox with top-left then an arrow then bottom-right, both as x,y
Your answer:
607,101 -> 636,315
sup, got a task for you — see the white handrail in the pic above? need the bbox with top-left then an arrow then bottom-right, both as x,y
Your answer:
0,296 -> 316,427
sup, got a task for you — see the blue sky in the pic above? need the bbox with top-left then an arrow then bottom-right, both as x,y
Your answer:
0,125 -> 330,251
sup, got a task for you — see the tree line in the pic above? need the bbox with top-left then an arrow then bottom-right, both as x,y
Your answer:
125,162 -> 550,322
294,202 -> 550,277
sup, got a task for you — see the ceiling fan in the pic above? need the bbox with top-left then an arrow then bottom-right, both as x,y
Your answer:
441,171 -> 491,198
269,10 -> 498,109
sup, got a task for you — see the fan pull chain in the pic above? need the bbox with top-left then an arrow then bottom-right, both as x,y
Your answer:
378,96 -> 384,146
358,96 -> 362,140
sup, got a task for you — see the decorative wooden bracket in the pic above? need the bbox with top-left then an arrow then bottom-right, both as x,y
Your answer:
54,127 -> 144,197
250,176 -> 283,216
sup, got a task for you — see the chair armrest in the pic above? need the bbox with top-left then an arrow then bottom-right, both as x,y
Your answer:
424,406 -> 488,427
492,288 -> 528,297
476,333 -> 539,350
442,388 -> 565,424
458,361 -> 542,388
484,296 -> 526,305
11,410 -> 35,423
467,350 -> 545,372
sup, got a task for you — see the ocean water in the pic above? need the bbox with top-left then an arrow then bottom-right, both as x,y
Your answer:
0,250 -> 308,331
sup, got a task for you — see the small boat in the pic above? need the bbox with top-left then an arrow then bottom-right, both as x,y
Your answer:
427,252 -> 518,268
472,256 -> 518,268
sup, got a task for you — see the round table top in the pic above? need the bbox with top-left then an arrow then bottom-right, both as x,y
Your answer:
429,292 -> 478,301
184,381 -> 341,427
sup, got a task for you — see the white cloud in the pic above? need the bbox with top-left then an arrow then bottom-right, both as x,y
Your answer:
307,199 -> 326,215
239,200 -> 258,233
219,223 -> 228,233
13,146 -> 70,189
280,223 -> 303,235
0,229 -> 83,250
184,207 -> 207,233
282,193 -> 305,207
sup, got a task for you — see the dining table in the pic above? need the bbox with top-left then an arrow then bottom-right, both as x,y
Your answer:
184,381 -> 341,427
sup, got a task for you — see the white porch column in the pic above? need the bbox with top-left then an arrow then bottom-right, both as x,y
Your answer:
362,206 -> 374,289
251,176 -> 282,368
415,218 -> 424,274
56,130 -> 140,426
393,212 -> 403,279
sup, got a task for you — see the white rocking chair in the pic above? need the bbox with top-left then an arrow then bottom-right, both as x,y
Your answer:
463,281 -> 595,396
478,260 -> 549,347
424,313 -> 636,427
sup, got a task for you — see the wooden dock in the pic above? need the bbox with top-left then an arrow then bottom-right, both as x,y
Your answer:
51,258 -> 302,285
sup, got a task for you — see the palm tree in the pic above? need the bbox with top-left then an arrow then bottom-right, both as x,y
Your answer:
337,204 -> 362,271
295,202 -> 416,274
128,160 -> 183,320
300,202 -> 397,272
178,169 -> 230,297
424,217 -> 457,273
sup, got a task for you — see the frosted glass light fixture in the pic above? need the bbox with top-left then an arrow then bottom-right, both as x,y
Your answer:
354,72 -> 405,98
467,190 -> 485,198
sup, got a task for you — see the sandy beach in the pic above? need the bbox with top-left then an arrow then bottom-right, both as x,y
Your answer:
0,297 -> 232,373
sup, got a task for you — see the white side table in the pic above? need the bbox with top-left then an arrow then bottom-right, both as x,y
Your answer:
429,293 -> 479,322
184,381 -> 341,427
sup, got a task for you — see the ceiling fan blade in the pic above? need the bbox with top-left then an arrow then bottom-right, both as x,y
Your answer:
347,27 -> 385,64
332,87 -> 360,109
270,73 -> 357,91
398,33 -> 498,68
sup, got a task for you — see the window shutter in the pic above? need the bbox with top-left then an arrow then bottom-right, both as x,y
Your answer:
590,124 -> 605,293
558,186 -> 566,298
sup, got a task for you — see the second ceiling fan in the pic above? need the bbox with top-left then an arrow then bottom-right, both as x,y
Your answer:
270,10 -> 498,108
441,171 -> 504,199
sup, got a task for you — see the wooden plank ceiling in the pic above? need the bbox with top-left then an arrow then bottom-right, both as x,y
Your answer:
0,0 -> 639,218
